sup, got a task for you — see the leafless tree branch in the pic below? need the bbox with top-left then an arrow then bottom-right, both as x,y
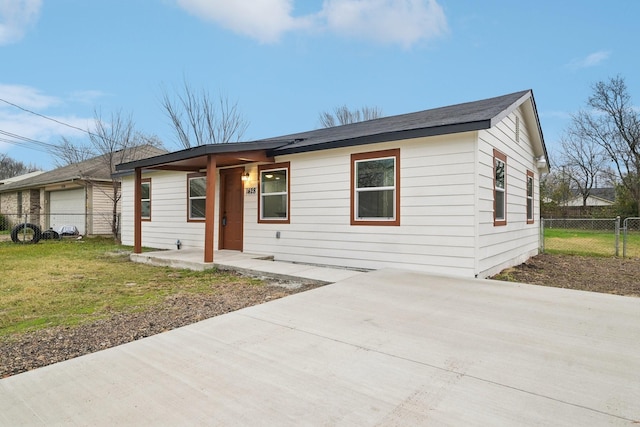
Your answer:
161,81 -> 249,148
318,105 -> 384,128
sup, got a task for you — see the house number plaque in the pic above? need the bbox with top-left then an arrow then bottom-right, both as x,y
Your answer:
246,187 -> 257,195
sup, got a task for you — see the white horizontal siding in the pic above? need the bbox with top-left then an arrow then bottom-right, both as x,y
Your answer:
121,170 -> 219,250
120,116 -> 541,279
477,107 -> 540,278
90,183 -> 116,235
244,135 -> 478,277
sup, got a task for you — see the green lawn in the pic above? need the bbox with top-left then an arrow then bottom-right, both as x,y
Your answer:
544,228 -> 640,257
0,238 -> 262,337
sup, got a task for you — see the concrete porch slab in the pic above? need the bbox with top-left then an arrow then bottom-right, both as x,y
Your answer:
130,249 -> 365,283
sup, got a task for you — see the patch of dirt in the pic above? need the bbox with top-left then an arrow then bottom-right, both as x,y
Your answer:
491,253 -> 640,297
3,255 -> 639,379
0,277 -> 324,378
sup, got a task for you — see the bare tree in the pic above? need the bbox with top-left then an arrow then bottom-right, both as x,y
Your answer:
558,131 -> 608,207
54,110 -> 165,239
161,81 -> 249,148
0,154 -> 39,179
319,105 -> 384,128
570,76 -> 640,213
54,136 -> 96,168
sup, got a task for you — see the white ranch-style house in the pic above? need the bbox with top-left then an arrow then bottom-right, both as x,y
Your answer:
116,90 -> 549,278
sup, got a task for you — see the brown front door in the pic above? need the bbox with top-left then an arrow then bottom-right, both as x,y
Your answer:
219,168 -> 244,251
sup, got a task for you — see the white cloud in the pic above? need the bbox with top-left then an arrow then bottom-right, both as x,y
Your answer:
175,0 -> 448,48
0,84 -> 93,160
176,0 -> 312,44
568,50 -> 611,69
0,84 -> 59,110
0,0 -> 42,45
321,0 -> 448,48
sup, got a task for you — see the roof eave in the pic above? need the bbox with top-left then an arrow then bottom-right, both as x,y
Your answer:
273,120 -> 492,156
490,90 -> 549,173
116,141 -> 289,171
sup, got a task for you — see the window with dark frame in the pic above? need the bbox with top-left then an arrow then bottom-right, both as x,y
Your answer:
187,173 -> 206,221
351,149 -> 400,226
494,149 -> 507,226
258,162 -> 290,223
141,179 -> 151,221
526,170 -> 534,224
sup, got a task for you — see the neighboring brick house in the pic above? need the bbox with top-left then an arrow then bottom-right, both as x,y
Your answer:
0,146 -> 166,236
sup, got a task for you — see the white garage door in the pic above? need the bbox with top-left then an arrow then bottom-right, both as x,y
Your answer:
50,188 -> 86,235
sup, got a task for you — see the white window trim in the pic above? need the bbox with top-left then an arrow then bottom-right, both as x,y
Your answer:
354,157 -> 397,220
258,162 -> 290,223
351,148 -> 400,226
188,174 -> 206,221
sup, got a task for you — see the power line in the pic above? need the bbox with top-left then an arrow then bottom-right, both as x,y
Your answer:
0,129 -> 58,150
0,97 -> 91,136
0,137 -> 53,155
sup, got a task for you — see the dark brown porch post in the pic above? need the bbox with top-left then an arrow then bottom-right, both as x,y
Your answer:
134,167 -> 142,254
204,154 -> 217,263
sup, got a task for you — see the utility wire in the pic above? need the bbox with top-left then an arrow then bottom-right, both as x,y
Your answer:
0,137 -> 53,155
0,97 -> 91,136
0,129 -> 58,150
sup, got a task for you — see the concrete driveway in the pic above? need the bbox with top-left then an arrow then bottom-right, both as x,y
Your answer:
1,269 -> 639,425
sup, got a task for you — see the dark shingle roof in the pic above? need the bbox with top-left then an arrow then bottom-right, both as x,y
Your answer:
116,90 -> 546,171
264,90 -> 534,155
0,145 -> 167,192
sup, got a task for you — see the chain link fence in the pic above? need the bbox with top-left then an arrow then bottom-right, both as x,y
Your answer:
623,217 -> 640,258
0,212 -> 120,242
541,217 -> 640,258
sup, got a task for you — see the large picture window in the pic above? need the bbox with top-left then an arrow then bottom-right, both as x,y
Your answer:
526,170 -> 534,224
351,149 -> 400,226
258,162 -> 290,223
188,173 -> 206,221
141,179 -> 151,221
494,149 -> 507,226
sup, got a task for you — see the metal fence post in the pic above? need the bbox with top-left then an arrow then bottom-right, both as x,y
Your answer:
540,218 -> 545,253
615,216 -> 620,257
22,214 -> 28,241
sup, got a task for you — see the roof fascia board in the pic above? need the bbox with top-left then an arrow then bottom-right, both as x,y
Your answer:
116,141 -> 288,171
273,120 -> 492,156
489,90 -> 533,128
488,90 -> 550,173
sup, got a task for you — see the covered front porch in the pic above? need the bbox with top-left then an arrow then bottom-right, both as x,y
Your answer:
116,141 -> 287,264
129,248 -> 366,284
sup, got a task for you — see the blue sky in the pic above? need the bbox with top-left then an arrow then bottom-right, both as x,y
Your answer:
1,0 -> 638,170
